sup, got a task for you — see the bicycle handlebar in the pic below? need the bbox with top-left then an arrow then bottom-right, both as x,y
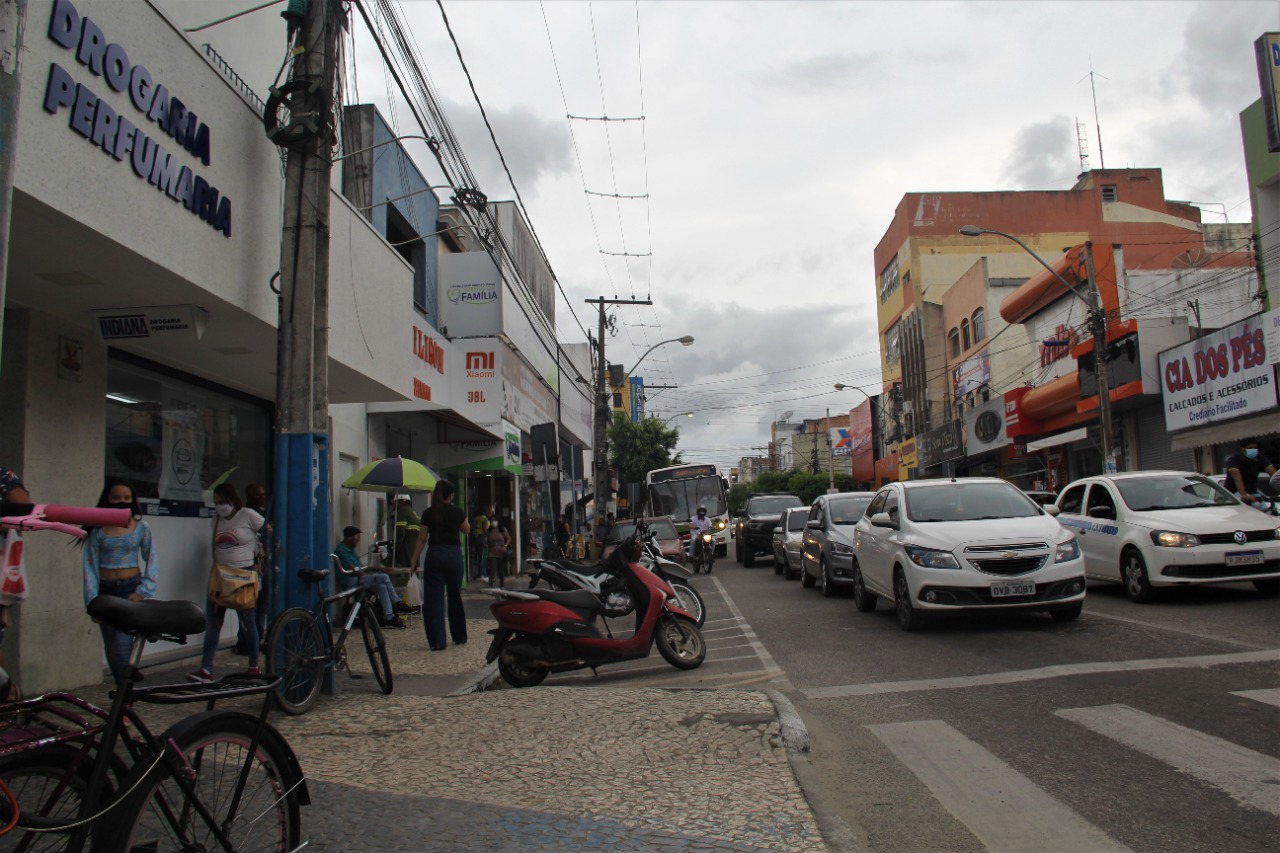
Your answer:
0,503 -> 131,537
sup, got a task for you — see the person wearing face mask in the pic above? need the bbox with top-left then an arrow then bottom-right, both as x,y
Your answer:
81,480 -> 159,682
1225,439 -> 1276,504
688,506 -> 712,559
191,483 -> 264,682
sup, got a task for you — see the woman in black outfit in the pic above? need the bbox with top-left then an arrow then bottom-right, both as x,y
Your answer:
413,480 -> 470,650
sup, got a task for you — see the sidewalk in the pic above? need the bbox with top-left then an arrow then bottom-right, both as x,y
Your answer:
83,591 -> 828,851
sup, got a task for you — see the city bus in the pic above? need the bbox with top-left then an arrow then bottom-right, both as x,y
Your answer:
645,463 -> 731,555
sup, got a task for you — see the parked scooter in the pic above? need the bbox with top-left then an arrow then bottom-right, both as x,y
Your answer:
526,527 -> 706,626
485,531 -> 706,688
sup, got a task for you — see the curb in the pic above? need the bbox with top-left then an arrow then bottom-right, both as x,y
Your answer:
765,689 -> 811,753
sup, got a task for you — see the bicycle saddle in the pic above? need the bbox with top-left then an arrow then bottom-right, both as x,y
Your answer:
87,596 -> 207,639
299,569 -> 331,583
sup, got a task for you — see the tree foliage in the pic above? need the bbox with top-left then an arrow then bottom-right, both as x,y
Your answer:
607,412 -> 682,486
727,469 -> 861,513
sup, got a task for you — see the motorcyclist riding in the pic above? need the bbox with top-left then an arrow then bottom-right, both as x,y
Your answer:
688,506 -> 712,559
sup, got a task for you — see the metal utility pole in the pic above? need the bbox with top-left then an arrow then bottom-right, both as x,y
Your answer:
826,408 -> 835,493
271,0 -> 342,621
0,0 -> 26,367
586,296 -> 651,553
1083,242 -> 1116,471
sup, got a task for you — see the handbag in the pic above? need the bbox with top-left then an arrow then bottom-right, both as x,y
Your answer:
207,562 -> 258,611
0,530 -> 29,605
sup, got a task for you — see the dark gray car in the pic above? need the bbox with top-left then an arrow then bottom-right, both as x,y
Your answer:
801,492 -> 876,596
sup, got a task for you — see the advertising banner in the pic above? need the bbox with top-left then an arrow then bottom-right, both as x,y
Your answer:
1159,313 -> 1278,431
918,421 -> 964,469
439,253 -> 502,337
831,428 -> 852,457
952,351 -> 991,401
501,348 -> 557,433
962,397 -> 1007,457
629,376 -> 644,423
450,339 -> 503,436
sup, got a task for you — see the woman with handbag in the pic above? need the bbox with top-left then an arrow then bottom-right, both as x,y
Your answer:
81,480 -> 159,683
190,483 -> 263,682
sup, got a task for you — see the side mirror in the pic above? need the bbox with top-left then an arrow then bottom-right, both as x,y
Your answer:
870,512 -> 898,530
773,526 -> 782,534
1088,506 -> 1115,520
806,519 -> 821,529
1043,505 -> 1061,517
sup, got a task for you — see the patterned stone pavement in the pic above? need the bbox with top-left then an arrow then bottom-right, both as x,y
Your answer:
69,605 -> 827,851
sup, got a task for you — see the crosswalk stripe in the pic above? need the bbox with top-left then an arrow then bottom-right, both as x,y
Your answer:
1056,704 -> 1280,818
867,720 -> 1132,853
1231,688 -> 1280,709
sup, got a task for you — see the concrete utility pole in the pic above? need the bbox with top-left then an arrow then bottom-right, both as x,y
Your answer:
1083,242 -> 1117,471
586,296 -> 651,553
0,0 -> 27,367
272,0 -> 342,622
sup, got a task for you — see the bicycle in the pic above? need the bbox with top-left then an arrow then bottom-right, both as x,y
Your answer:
0,501 -> 310,852
264,550 -> 393,716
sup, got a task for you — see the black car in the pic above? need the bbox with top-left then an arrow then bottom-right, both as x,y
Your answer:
735,493 -> 806,567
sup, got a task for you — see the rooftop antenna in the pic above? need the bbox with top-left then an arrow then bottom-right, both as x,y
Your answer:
1079,59 -> 1108,169
1076,117 -> 1091,174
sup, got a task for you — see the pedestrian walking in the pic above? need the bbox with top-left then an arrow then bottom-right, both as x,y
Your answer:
472,504 -> 492,581
411,480 -> 470,650
81,480 -> 158,682
236,482 -> 272,655
487,521 -> 512,587
190,484 -> 263,682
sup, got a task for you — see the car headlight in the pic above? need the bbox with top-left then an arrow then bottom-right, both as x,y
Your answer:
1150,530 -> 1200,547
1055,537 -> 1081,563
904,545 -> 960,569
831,541 -> 854,556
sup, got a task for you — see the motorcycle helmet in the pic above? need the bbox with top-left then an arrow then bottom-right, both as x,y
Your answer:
696,506 -> 707,517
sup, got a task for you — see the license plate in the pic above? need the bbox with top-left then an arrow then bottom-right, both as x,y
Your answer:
1225,551 -> 1264,567
990,580 -> 1036,598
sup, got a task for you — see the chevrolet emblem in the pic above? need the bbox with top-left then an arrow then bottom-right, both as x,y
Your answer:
1003,551 -> 1017,559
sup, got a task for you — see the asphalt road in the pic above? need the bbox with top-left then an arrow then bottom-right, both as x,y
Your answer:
717,559 -> 1280,853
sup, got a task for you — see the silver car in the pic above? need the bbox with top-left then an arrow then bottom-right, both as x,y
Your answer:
772,507 -> 809,580
801,492 -> 876,596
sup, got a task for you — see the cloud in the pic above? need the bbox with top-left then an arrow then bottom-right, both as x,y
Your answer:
1178,1 -> 1276,117
1001,117 -> 1078,190
440,96 -> 575,196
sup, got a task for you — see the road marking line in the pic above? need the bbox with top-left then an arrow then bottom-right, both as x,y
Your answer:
710,575 -> 793,690
802,648 -> 1280,699
868,719 -> 1131,853
1084,609 -> 1267,650
1056,704 -> 1280,818
704,643 -> 755,653
1232,688 -> 1280,708
699,626 -> 746,635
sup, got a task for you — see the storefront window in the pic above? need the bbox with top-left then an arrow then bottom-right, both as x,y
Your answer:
105,355 -> 272,514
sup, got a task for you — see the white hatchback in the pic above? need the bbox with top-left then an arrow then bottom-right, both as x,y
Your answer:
852,478 -> 1086,631
1054,472 -> 1280,602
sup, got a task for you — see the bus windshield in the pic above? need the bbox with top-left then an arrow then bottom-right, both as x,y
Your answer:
648,476 -> 726,523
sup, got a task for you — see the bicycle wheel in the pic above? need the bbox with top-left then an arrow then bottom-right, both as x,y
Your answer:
109,711 -> 303,853
359,607 -> 393,695
265,608 -> 325,716
0,745 -> 94,850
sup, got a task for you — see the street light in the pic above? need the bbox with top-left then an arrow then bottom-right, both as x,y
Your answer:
627,335 -> 695,375
660,411 -> 694,426
957,225 -> 1115,470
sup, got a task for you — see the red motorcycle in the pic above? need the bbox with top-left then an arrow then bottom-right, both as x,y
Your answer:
484,530 -> 706,687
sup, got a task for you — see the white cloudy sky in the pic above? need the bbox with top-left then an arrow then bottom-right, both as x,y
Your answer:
168,0 -> 1278,472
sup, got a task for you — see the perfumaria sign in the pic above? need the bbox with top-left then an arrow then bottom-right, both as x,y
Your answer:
41,0 -> 233,237
1159,311 -> 1279,431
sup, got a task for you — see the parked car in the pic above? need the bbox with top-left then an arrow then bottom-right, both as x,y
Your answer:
853,478 -> 1086,631
601,516 -> 686,564
1022,490 -> 1059,507
800,492 -> 876,596
772,507 -> 809,580
736,493 -> 806,567
1053,471 -> 1280,601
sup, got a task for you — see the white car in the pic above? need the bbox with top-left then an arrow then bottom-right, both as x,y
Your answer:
771,507 -> 807,580
1053,471 -> 1280,602
852,478 -> 1086,631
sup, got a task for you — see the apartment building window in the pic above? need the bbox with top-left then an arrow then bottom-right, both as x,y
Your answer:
961,319 -> 971,351
972,308 -> 986,342
879,256 -> 901,303
949,328 -> 961,358
1101,184 -> 1118,202
885,321 -> 902,365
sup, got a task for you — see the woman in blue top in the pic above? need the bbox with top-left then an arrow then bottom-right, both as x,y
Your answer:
82,480 -> 158,682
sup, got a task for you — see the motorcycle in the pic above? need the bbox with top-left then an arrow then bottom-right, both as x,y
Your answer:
690,528 -> 715,574
525,528 -> 706,627
485,531 -> 707,688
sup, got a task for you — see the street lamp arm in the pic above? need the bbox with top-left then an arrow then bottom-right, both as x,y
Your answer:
957,225 -> 1092,307
625,336 -> 695,377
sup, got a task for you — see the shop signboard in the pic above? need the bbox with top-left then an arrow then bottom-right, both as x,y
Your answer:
92,305 -> 207,342
1159,312 -> 1278,431
831,428 -> 852,457
1003,387 -> 1043,439
439,252 -> 502,337
629,376 -> 644,423
501,348 -> 557,433
952,351 -> 991,401
436,419 -> 521,473
918,421 -> 964,469
962,397 -> 1007,456
1263,308 -> 1280,366
449,338 -> 502,437
897,438 -> 918,480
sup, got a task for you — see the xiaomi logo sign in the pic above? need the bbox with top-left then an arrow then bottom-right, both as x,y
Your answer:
466,351 -> 496,378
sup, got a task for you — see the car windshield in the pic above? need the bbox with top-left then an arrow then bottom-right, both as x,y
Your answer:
905,482 -> 1041,522
1115,475 -> 1240,511
751,496 -> 803,514
787,511 -> 807,531
828,497 -> 873,525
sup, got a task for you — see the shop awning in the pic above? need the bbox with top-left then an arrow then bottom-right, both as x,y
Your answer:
1169,411 -> 1280,451
1026,427 -> 1089,452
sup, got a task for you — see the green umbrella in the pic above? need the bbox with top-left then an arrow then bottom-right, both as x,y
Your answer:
342,457 -> 440,493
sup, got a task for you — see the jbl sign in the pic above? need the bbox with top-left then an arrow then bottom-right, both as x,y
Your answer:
468,391 -> 486,403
